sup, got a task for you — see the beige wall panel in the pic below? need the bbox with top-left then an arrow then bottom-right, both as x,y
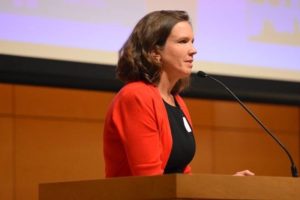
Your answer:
0,84 -> 13,114
248,103 -> 299,132
15,85 -> 115,120
0,117 -> 14,200
15,118 -> 104,200
213,101 -> 299,132
190,126 -> 214,173
184,98 -> 215,127
212,129 -> 299,177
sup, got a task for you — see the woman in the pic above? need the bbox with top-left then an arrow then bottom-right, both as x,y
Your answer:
103,10 -> 254,177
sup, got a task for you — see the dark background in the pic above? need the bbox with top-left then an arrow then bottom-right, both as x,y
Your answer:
1,54 -> 300,105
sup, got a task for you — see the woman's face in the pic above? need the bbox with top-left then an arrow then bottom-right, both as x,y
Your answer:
158,21 -> 197,80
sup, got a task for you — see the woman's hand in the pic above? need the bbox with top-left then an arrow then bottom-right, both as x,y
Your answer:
233,170 -> 255,176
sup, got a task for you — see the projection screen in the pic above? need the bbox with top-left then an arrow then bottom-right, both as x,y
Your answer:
0,0 -> 299,82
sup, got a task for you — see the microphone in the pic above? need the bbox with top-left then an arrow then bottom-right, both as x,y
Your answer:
197,71 -> 298,177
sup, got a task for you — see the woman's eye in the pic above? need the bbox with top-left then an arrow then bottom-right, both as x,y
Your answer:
179,40 -> 188,43
178,38 -> 194,44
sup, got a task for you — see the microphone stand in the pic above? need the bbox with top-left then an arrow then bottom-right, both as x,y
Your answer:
197,71 -> 298,177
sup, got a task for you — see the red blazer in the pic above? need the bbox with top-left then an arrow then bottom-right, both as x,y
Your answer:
103,81 -> 194,177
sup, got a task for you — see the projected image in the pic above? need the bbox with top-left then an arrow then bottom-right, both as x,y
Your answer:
249,0 -> 300,46
247,0 -> 300,71
195,0 -> 300,73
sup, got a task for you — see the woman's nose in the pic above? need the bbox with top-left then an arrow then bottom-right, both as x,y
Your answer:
189,45 -> 197,55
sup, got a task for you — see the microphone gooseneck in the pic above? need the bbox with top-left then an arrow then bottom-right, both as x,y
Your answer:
197,71 -> 298,177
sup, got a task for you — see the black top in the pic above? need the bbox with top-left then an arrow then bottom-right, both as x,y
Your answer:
163,100 -> 196,174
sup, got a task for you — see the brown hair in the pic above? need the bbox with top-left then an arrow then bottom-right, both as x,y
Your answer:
117,10 -> 191,94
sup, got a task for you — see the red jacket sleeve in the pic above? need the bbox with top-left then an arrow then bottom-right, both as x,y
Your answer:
112,88 -> 164,176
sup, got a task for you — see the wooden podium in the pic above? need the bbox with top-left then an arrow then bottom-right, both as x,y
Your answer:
39,174 -> 300,200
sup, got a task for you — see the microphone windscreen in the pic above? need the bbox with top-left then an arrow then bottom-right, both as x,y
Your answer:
197,71 -> 207,78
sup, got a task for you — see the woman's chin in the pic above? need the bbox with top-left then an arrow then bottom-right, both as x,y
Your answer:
183,69 -> 193,77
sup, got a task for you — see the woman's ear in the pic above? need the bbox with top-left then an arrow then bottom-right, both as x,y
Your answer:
149,49 -> 161,63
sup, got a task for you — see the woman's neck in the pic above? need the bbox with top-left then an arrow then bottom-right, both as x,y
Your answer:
158,72 -> 178,106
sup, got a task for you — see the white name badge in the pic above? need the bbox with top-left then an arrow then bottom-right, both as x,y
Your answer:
182,116 -> 192,133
